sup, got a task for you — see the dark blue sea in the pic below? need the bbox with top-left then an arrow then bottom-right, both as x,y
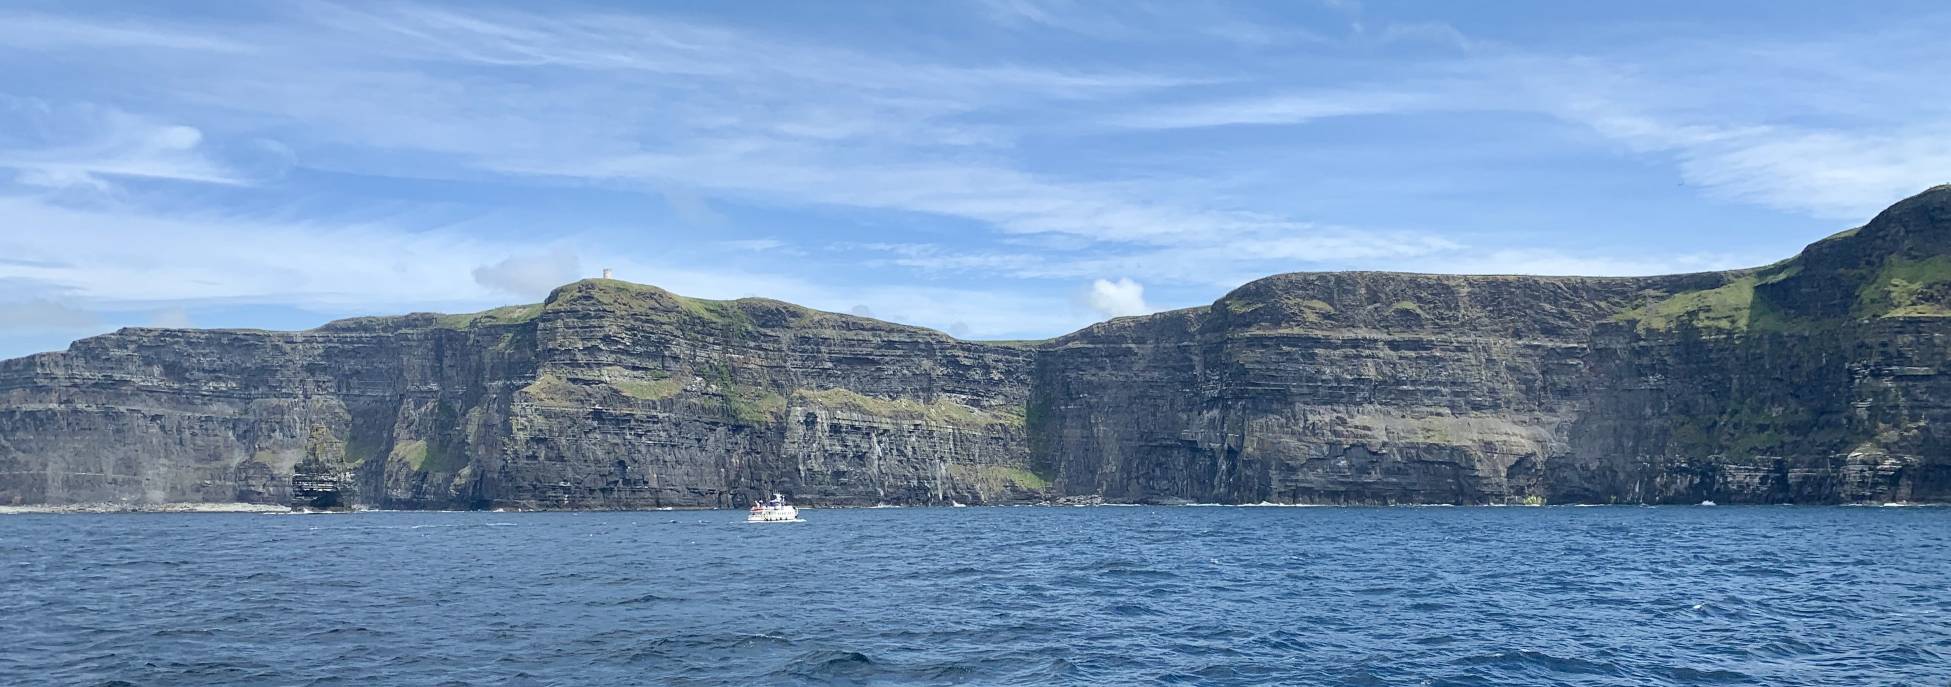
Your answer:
4,506 -> 1948,686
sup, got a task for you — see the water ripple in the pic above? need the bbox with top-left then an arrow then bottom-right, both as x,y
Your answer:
3,506 -> 1949,685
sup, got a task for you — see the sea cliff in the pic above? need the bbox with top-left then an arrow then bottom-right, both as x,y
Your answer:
4,188 -> 1949,507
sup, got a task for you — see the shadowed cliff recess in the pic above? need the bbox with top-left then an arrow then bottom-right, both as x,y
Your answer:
3,187 -> 1950,508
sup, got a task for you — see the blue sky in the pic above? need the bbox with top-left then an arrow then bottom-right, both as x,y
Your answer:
3,1 -> 1949,358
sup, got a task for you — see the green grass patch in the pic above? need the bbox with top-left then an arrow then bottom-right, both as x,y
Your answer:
951,464 -> 1054,494
436,303 -> 542,329
612,376 -> 684,400
707,364 -> 783,425
1816,226 -> 1861,244
673,296 -> 760,336
676,295 -> 741,323
793,387 -> 1020,429
1612,276 -> 1757,332
1755,261 -> 1801,285
1611,257 -> 1816,334
520,373 -> 580,402
544,279 -> 679,315
1856,255 -> 1951,318
988,465 -> 1051,490
392,437 -> 469,473
390,439 -> 430,470
579,279 -> 668,300
728,387 -> 786,424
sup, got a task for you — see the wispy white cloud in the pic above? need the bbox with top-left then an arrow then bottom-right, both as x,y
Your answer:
298,3 -> 1195,97
1670,127 -> 1951,219
538,151 -> 1369,248
1,0 -> 1947,357
1409,248 -> 1760,278
0,11 -> 254,53
6,1 -> 1814,283
1514,44 -> 1951,219
974,0 -> 1137,39
4,4 -> 1300,252
718,239 -> 789,252
973,0 -> 1348,48
0,192 -> 1090,341
0,98 -> 245,187
1110,89 -> 1444,130
1374,21 -> 1477,51
854,228 -> 1462,287
0,195 -> 515,309
1107,24 -> 1951,220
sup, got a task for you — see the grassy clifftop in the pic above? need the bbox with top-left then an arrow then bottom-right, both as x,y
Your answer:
1611,185 -> 1951,333
1192,186 -> 1951,340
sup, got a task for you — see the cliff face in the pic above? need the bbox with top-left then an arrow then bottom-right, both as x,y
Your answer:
1032,272 -> 1709,504
4,188 -> 1949,507
0,282 -> 1037,509
1557,189 -> 1951,504
1034,187 -> 1951,504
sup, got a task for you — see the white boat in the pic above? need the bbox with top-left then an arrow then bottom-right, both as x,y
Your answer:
747,493 -> 801,523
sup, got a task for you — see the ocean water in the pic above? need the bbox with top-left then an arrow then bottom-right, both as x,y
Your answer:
4,506 -> 1948,686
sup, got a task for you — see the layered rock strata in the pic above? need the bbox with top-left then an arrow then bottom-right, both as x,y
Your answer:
4,187 -> 1949,507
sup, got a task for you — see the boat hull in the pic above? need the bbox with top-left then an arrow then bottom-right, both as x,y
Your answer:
746,505 -> 800,523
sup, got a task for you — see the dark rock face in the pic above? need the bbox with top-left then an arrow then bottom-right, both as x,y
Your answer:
1032,272 -> 1707,504
4,187 -> 1949,507
1033,187 -> 1951,505
0,286 -> 1036,509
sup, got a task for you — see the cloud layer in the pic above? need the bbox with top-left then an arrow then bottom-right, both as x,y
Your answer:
1,1 -> 1946,358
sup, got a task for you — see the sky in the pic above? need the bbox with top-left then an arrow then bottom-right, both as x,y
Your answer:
2,0 -> 1950,358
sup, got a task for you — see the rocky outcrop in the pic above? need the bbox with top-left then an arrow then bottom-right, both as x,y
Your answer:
4,187 -> 1950,508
